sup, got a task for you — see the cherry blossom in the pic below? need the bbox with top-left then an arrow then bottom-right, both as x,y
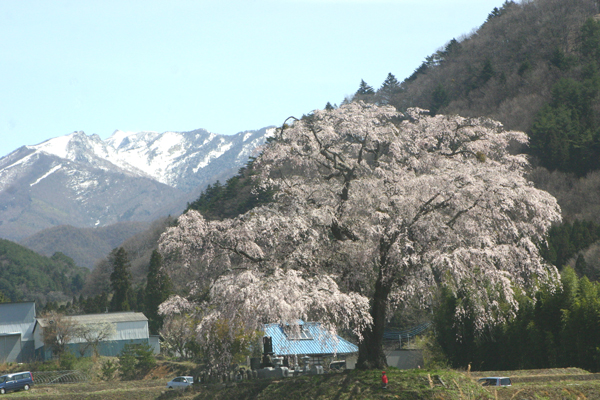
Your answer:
159,102 -> 561,369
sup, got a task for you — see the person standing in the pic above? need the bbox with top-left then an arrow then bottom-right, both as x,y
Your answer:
381,371 -> 388,389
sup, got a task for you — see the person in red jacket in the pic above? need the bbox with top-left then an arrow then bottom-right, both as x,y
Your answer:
381,371 -> 388,389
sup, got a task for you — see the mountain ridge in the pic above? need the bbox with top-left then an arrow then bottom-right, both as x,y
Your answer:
0,126 -> 274,241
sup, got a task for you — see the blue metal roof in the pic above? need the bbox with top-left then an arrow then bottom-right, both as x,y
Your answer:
264,321 -> 358,356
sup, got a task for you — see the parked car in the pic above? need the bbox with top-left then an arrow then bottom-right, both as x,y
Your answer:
329,360 -> 346,370
166,376 -> 193,389
0,371 -> 34,394
478,377 -> 512,387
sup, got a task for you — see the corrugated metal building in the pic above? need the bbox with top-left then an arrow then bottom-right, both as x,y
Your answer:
264,321 -> 358,365
33,311 -> 159,360
0,302 -> 36,363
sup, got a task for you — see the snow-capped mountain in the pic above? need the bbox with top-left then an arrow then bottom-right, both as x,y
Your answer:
0,127 -> 274,241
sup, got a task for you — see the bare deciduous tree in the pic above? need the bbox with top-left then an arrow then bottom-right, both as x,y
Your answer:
39,311 -> 77,358
73,322 -> 116,357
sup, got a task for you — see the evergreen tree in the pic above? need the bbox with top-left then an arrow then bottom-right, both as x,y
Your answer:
353,79 -> 376,103
580,17 -> 600,61
325,101 -> 334,111
430,84 -> 449,115
145,250 -> 171,334
377,73 -> 402,105
186,159 -> 274,221
109,247 -> 132,312
479,59 -> 495,84
528,19 -> 600,176
98,292 -> 109,313
575,254 -> 589,277
486,7 -> 501,22
356,79 -> 374,95
530,105 -> 575,172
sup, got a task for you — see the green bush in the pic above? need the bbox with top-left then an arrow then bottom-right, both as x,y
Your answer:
100,359 -> 118,381
118,343 -> 156,380
59,351 -> 77,370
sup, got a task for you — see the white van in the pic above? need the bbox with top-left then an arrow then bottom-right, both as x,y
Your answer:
478,377 -> 512,387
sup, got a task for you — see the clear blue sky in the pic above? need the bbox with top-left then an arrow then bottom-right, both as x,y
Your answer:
0,0 -> 507,158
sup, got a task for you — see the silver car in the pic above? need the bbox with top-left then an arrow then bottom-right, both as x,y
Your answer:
166,376 -> 193,389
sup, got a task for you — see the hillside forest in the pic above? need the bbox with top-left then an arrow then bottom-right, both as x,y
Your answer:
1,0 -> 600,373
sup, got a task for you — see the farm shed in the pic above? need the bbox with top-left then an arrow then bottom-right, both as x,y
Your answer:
0,302 -> 36,362
33,311 -> 159,360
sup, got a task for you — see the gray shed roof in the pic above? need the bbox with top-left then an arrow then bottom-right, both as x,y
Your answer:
36,312 -> 147,328
0,302 -> 36,325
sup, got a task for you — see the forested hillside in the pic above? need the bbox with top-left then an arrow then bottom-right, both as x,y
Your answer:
83,216 -> 175,297
391,0 -> 600,175
0,239 -> 87,304
435,267 -> 600,372
186,159 -> 274,220
20,221 -> 151,269
343,0 -> 600,276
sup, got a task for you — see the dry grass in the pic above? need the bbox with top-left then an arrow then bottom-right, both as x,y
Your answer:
4,362 -> 600,400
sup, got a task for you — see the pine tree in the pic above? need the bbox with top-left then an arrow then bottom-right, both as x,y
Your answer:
353,79 -> 376,103
430,84 -> 449,115
109,247 -> 132,312
98,292 -> 109,313
145,250 -> 171,334
356,79 -> 374,95
575,254 -> 589,277
479,59 -> 495,84
377,73 -> 402,105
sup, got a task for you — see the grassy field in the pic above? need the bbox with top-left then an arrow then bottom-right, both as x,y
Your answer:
4,365 -> 600,399
0,379 -> 167,399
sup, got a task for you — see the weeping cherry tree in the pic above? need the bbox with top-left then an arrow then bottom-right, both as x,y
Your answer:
159,102 -> 561,370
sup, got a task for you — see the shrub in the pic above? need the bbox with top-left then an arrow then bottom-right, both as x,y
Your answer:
59,351 -> 77,370
100,359 -> 118,381
118,343 -> 156,380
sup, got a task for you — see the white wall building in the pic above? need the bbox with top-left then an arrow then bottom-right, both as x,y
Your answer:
0,302 -> 36,362
33,311 -> 159,360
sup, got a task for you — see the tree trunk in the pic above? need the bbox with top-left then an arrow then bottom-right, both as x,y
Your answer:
356,267 -> 392,370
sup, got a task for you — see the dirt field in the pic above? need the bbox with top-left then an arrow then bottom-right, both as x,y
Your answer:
472,368 -> 600,400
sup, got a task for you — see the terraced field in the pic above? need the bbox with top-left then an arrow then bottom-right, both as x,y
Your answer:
4,366 -> 600,399
471,368 -> 600,400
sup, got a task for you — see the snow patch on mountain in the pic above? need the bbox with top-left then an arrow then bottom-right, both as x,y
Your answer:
195,142 -> 234,172
30,163 -> 62,186
0,152 -> 38,191
2,152 -> 35,172
38,136 -> 70,158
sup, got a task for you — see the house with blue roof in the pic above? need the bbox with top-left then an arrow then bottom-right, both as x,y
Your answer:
263,321 -> 358,367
